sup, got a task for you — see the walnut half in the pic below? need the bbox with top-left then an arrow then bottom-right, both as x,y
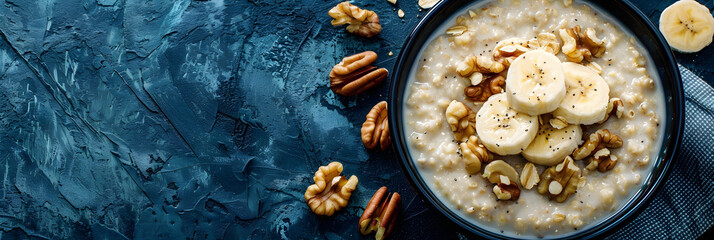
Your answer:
445,100 -> 476,142
305,162 -> 359,216
464,75 -> 505,102
456,55 -> 505,77
330,51 -> 388,96
359,187 -> 401,240
559,25 -> 605,63
573,129 -> 623,160
483,160 -> 520,201
362,101 -> 390,150
493,38 -> 529,67
537,156 -> 581,202
328,1 -> 381,37
585,148 -> 618,172
460,135 -> 492,174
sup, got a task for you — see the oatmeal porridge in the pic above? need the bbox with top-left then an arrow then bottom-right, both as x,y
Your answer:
403,0 -> 664,237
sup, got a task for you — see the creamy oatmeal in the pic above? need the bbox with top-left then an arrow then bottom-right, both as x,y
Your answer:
403,0 -> 664,237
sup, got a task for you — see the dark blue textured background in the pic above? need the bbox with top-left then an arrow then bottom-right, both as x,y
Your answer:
0,0 -> 710,239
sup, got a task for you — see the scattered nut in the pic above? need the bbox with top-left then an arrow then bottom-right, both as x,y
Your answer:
329,1 -> 382,37
559,25 -> 606,63
493,179 -> 521,201
397,9 -> 404,18
445,100 -> 476,142
537,156 -> 581,202
528,33 -> 561,55
520,162 -> 540,190
418,0 -> 440,9
573,129 -> 623,160
597,98 -> 624,124
482,160 -> 520,186
387,0 -> 397,5
549,115 -> 568,130
362,101 -> 391,150
460,135 -> 493,174
456,55 -> 505,77
330,51 -> 388,96
585,148 -> 618,172
305,162 -> 359,216
464,75 -> 505,102
493,38 -> 530,67
359,187 -> 401,240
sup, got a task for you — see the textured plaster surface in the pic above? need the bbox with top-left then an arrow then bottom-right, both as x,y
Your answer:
0,0 -> 709,239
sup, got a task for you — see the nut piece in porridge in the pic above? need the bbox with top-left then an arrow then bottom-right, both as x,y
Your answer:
559,25 -> 606,63
362,101 -> 391,150
330,51 -> 388,96
520,162 -> 540,190
305,162 -> 359,216
445,100 -> 476,142
483,160 -> 521,201
504,50 -> 566,116
597,98 -> 624,124
360,187 -> 401,240
328,1 -> 381,37
585,148 -> 619,172
522,122 -> 582,166
464,75 -> 505,102
456,55 -> 505,78
493,38 -> 529,67
528,33 -> 561,55
573,129 -> 623,160
552,62 -> 610,125
460,135 -> 493,174
537,156 -> 581,202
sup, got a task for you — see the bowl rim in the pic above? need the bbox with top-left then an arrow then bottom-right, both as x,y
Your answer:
388,0 -> 685,239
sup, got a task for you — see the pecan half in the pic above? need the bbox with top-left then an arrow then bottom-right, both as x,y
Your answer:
362,101 -> 390,150
464,75 -> 505,102
456,55 -> 505,77
537,156 -> 581,202
573,129 -> 623,160
559,25 -> 605,63
330,51 -> 388,96
445,100 -> 476,142
328,2 -> 381,37
359,187 -> 401,240
305,162 -> 359,216
460,135 -> 492,174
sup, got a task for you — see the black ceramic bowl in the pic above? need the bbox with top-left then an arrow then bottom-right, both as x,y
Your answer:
389,0 -> 684,239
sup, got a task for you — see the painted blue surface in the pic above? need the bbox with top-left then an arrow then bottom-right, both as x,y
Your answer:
0,0 -> 710,239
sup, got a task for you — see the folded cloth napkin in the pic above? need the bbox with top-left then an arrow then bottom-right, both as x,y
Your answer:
608,65 -> 714,239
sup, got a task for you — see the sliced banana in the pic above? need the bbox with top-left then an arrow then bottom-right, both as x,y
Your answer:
522,123 -> 583,166
659,0 -> 714,53
505,49 -> 566,116
476,93 -> 538,155
552,62 -> 610,125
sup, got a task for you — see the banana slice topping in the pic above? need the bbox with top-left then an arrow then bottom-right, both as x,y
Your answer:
505,50 -> 566,116
476,93 -> 539,155
659,0 -> 714,53
552,62 -> 610,125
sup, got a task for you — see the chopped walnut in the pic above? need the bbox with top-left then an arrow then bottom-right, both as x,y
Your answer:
573,129 -> 623,160
445,100 -> 476,142
520,162 -> 540,190
537,156 -> 581,202
597,98 -> 624,124
330,51 -> 388,96
460,135 -> 492,174
362,101 -> 390,150
493,176 -> 521,201
456,56 -> 505,77
305,162 -> 359,216
329,2 -> 381,37
418,0 -> 440,9
528,33 -> 561,55
585,148 -> 618,172
549,115 -> 568,130
492,38 -> 530,67
359,187 -> 401,240
464,75 -> 505,102
559,25 -> 606,63
482,160 -> 520,186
